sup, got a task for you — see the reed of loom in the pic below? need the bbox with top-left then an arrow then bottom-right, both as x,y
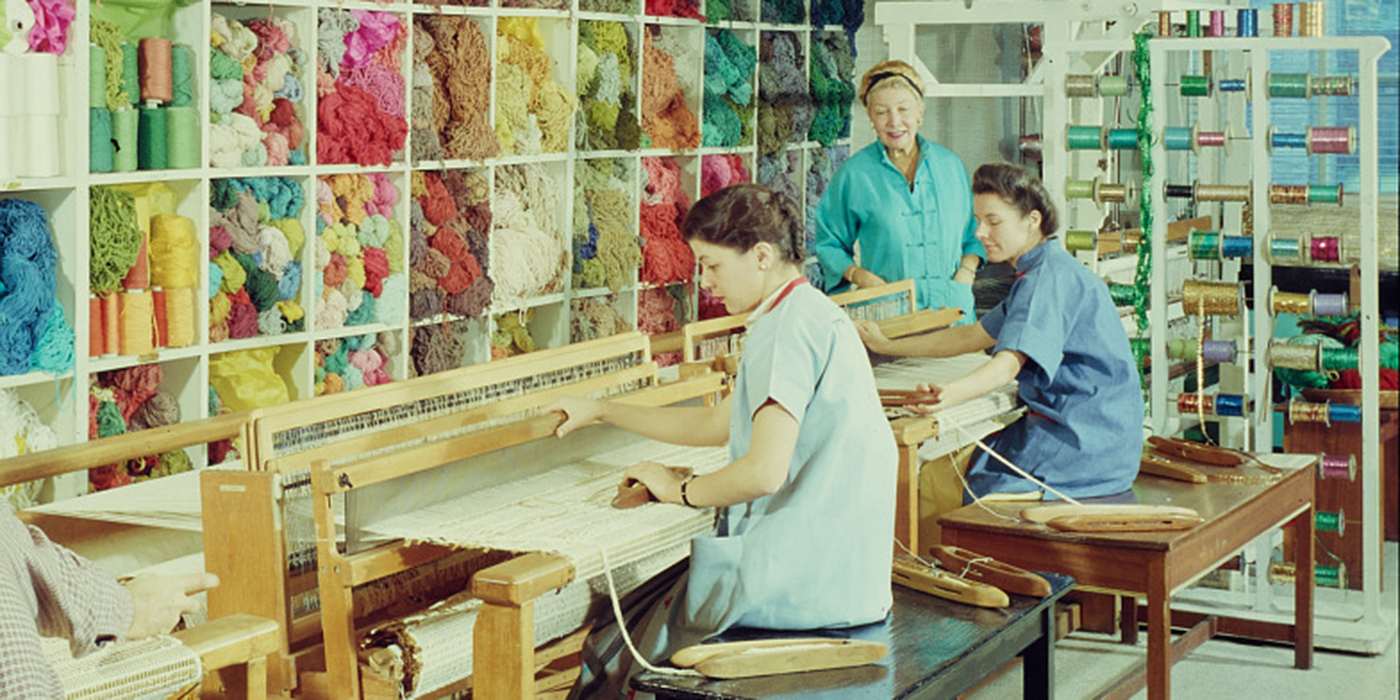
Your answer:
204,333 -> 725,699
828,278 -> 965,338
0,412 -> 281,700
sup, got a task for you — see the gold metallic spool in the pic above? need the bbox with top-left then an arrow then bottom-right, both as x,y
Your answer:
1195,183 -> 1252,203
1269,341 -> 1323,371
1095,182 -> 1131,204
1120,228 -> 1142,253
1270,286 -> 1314,315
1298,1 -> 1326,36
1181,279 -> 1242,316
1065,74 -> 1098,98
1287,399 -> 1330,425
1270,184 -> 1310,205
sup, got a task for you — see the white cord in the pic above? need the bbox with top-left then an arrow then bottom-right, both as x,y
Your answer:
943,415 -> 1085,507
594,544 -> 703,678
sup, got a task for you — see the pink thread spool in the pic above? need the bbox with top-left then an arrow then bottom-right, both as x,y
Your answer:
1317,453 -> 1355,481
1310,235 -> 1341,262
1210,10 -> 1226,37
1273,3 -> 1294,36
1308,126 -> 1356,155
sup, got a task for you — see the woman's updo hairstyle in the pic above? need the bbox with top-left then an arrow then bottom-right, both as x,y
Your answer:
681,183 -> 804,264
972,162 -> 1059,237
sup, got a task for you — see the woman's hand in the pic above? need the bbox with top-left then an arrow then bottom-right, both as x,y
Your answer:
544,396 -> 604,438
622,461 -> 693,504
124,572 -> 220,640
850,267 -> 887,289
906,382 -> 946,415
854,319 -> 892,354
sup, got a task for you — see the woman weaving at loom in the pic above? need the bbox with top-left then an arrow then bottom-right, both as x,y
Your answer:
548,183 -> 897,698
857,162 -> 1142,545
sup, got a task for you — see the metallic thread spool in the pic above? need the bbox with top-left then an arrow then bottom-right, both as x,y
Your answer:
1270,286 -> 1313,315
1329,403 -> 1362,423
1210,10 -> 1226,37
1310,235 -> 1342,263
1065,178 -> 1097,199
1067,125 -> 1105,150
1130,338 -> 1151,369
1107,283 -> 1142,307
1268,125 -> 1309,152
1214,394 -> 1246,417
1177,393 -> 1214,414
1316,509 -> 1344,535
1220,235 -> 1254,259
1182,279 -> 1242,315
1165,183 -> 1196,199
1096,182 -> 1130,204
1195,183 -> 1251,203
1269,236 -> 1303,263
1098,75 -> 1131,97
1065,74 -> 1099,98
1159,11 -> 1174,37
1065,230 -> 1098,252
1270,561 -> 1346,588
1186,10 -> 1202,37
1308,184 -> 1343,206
1239,9 -> 1259,37
1298,1 -> 1325,36
1106,128 -> 1140,150
1270,184 -> 1310,205
1202,339 -> 1237,363
1242,201 -> 1255,237
1168,338 -> 1197,361
1189,230 -> 1222,260
1121,229 -> 1142,253
1268,71 -> 1312,98
1321,346 -> 1359,370
1269,341 -> 1322,371
1308,126 -> 1356,155
1218,77 -> 1248,94
1273,3 -> 1294,37
1195,126 -> 1231,155
1311,74 -> 1354,96
1164,126 -> 1194,151
1288,399 -> 1331,425
1179,74 -> 1211,97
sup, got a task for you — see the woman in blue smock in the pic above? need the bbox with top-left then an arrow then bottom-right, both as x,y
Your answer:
857,163 -> 1141,540
814,60 -> 985,322
549,184 -> 897,699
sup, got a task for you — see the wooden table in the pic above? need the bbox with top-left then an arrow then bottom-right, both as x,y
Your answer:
633,572 -> 1073,700
940,453 -> 1317,700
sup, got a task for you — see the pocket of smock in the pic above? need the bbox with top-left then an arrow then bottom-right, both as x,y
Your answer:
685,533 -> 748,632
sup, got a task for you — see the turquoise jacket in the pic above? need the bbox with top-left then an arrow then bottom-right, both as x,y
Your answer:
814,136 -> 985,321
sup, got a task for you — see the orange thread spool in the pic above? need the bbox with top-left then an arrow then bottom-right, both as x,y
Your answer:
101,293 -> 120,356
88,296 -> 103,357
152,287 -> 169,348
121,233 -> 150,289
137,38 -> 174,103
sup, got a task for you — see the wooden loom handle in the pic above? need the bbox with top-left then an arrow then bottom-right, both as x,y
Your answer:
891,556 -> 1009,609
1146,436 -> 1244,466
928,545 -> 1052,597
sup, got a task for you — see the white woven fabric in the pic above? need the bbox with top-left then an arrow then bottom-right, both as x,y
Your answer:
873,354 -> 1024,461
43,635 -> 201,700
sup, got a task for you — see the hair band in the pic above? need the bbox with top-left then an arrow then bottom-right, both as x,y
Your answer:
862,71 -> 923,103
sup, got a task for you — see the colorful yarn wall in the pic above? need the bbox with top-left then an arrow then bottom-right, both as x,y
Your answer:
493,163 -> 566,307
86,17 -> 200,173
757,31 -> 813,155
314,332 -> 396,396
576,20 -> 640,151
0,198 -> 73,375
87,365 -> 190,492
808,32 -> 855,146
503,0 -> 569,10
701,154 -> 750,198
410,320 -> 472,377
647,0 -> 703,20
409,169 -> 493,321
316,8 -> 407,166
762,0 -> 806,24
641,28 -> 700,151
571,297 -> 633,343
639,157 -> 695,286
314,173 -> 404,330
209,12 -> 307,168
805,145 -> 849,277
495,18 -> 576,155
638,287 -> 688,367
209,178 -> 306,342
810,0 -> 866,45
702,29 -> 756,148
758,150 -> 804,247
707,0 -> 755,22
491,309 -> 537,360
581,0 -> 638,12
574,158 -> 641,292
1,388 -> 59,509
413,14 -> 499,163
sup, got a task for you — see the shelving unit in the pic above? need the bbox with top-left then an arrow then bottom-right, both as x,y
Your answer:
1,1 -> 856,500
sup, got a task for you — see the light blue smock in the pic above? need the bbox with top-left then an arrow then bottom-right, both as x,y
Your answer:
685,283 -> 897,634
969,242 -> 1143,500
814,135 -> 985,321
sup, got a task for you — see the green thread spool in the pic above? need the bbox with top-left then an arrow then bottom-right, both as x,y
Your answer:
1316,509 -> 1344,535
121,43 -> 140,107
165,106 -> 200,169
1180,74 -> 1211,97
1268,72 -> 1312,98
1308,184 -> 1343,206
138,106 -> 169,170
1270,236 -> 1303,263
170,44 -> 194,107
1098,75 -> 1130,97
1108,283 -> 1141,307
89,44 -> 107,108
1168,338 -> 1198,361
1189,230 -> 1221,260
1186,10 -> 1202,37
90,108 -> 114,173
112,108 -> 139,172
1065,179 -> 1096,199
1107,128 -> 1140,150
1316,563 -> 1345,588
1321,347 -> 1359,371
1067,125 -> 1104,150
1065,230 -> 1097,252
1065,74 -> 1098,97
1164,126 -> 1193,150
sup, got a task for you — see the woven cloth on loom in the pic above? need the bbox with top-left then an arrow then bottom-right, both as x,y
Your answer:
42,635 -> 201,700
29,470 -> 203,532
872,354 -> 1023,461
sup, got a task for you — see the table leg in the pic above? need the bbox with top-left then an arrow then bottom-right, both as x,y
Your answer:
1023,605 -> 1055,700
1146,559 -> 1170,700
1293,504 -> 1315,669
1120,595 -> 1139,646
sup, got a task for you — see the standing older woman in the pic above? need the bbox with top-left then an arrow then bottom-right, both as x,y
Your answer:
815,60 -> 985,322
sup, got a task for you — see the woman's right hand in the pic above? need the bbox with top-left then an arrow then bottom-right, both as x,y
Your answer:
544,396 -> 604,437
905,382 -> 946,415
854,319 -> 891,354
850,268 -> 887,289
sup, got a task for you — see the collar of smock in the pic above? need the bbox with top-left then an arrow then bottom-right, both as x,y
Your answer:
1014,239 -> 1054,278
744,277 -> 808,328
877,134 -> 935,171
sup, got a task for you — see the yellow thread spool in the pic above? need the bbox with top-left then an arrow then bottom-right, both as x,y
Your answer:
1181,279 -> 1241,316
1095,182 -> 1130,204
165,287 -> 196,348
1269,285 -> 1313,315
119,289 -> 156,356
1269,341 -> 1322,371
1195,183 -> 1252,203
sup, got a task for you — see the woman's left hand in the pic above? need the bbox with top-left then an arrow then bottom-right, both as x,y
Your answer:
906,382 -> 946,415
623,461 -> 693,504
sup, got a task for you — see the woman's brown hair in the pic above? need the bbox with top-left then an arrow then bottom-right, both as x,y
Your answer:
680,183 -> 804,264
971,162 -> 1059,237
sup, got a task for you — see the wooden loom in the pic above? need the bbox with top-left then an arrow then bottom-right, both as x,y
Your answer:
200,332 -> 726,699
0,413 -> 281,699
